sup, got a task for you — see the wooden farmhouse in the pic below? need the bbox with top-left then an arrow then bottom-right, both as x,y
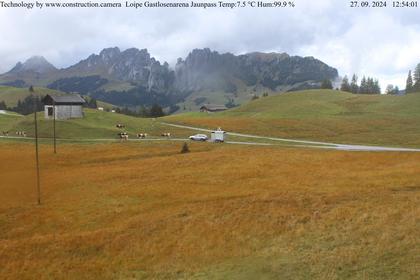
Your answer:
43,94 -> 86,120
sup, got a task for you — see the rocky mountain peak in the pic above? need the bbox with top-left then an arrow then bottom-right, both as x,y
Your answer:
60,47 -> 171,93
9,56 -> 57,74
99,47 -> 121,63
245,52 -> 290,62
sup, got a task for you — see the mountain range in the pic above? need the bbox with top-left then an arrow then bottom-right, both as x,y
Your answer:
0,47 -> 338,111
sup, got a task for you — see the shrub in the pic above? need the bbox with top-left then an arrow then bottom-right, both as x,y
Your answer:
180,142 -> 190,154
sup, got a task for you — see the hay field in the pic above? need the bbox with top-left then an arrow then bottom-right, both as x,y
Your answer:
0,142 -> 419,279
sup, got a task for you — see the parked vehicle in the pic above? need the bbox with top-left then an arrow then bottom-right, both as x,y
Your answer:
211,129 -> 226,142
189,134 -> 208,141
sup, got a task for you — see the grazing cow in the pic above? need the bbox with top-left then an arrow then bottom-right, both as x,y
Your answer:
161,132 -> 171,137
15,131 -> 27,137
116,123 -> 125,129
118,132 -> 129,141
2,131 -> 9,136
118,132 -> 128,140
137,133 -> 148,139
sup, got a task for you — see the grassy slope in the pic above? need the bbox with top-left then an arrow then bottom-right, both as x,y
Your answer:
0,86 -> 65,107
0,86 -> 115,110
0,108 -> 192,139
0,111 -> 23,132
173,78 -> 316,114
0,142 -> 419,279
165,90 -> 420,147
174,84 -> 278,114
0,71 -> 137,93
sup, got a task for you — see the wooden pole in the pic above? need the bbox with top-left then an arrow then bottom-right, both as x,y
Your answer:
53,100 -> 56,154
30,86 -> 41,205
35,106 -> 41,205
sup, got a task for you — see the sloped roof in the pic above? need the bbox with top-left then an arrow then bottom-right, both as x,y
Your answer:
200,104 -> 228,111
43,94 -> 86,105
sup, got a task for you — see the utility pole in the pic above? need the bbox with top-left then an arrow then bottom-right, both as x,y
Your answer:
53,100 -> 56,154
30,86 -> 41,205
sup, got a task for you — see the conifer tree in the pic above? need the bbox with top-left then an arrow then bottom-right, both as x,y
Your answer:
413,63 -> 420,91
350,74 -> 359,94
0,101 -> 7,110
359,76 -> 367,94
406,70 -> 413,93
150,104 -> 164,117
340,75 -> 351,92
367,77 -> 374,94
373,79 -> 381,94
321,79 -> 333,89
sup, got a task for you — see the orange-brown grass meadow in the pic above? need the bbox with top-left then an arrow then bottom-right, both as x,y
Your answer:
0,141 -> 419,279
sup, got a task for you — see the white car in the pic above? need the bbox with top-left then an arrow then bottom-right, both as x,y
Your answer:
189,134 -> 208,141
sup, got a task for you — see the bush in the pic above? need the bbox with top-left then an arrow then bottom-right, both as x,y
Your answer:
321,79 -> 333,89
180,142 -> 190,154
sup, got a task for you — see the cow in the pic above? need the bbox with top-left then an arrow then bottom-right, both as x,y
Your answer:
137,133 -> 148,139
2,131 -> 9,136
161,132 -> 171,137
16,131 -> 27,137
118,132 -> 129,141
116,123 -> 125,129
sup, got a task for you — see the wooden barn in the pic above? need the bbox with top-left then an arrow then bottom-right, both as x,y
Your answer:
200,105 -> 228,113
43,94 -> 86,120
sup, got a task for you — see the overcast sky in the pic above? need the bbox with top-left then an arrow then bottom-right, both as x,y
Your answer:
1,0 -> 420,89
